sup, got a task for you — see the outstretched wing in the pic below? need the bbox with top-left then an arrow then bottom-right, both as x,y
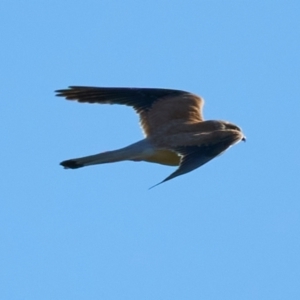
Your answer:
56,86 -> 185,112
151,130 -> 243,188
55,86 -> 204,136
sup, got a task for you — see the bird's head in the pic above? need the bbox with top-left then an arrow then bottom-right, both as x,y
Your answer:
220,121 -> 246,142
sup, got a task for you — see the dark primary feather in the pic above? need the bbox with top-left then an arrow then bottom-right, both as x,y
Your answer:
150,131 -> 241,188
55,86 -> 190,113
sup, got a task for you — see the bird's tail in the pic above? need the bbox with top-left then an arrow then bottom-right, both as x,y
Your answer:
60,150 -> 123,169
60,139 -> 153,169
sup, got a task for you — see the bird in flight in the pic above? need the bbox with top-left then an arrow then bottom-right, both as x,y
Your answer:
56,86 -> 245,187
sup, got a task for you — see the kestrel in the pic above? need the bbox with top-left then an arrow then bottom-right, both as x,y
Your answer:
56,87 -> 245,187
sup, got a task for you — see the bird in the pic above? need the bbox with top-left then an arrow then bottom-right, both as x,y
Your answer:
56,86 -> 245,187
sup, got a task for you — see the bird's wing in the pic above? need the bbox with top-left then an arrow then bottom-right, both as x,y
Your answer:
55,86 -> 204,136
151,130 -> 243,188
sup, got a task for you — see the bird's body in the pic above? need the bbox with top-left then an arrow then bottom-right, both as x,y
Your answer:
56,87 -> 245,186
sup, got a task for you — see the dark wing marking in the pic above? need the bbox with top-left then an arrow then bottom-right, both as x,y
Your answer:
55,86 -> 190,113
150,131 -> 242,188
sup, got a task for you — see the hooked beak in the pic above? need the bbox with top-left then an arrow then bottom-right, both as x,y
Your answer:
242,136 -> 246,142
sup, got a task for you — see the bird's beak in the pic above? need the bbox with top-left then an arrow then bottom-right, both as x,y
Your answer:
242,136 -> 246,142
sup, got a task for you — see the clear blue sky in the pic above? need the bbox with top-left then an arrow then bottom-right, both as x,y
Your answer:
2,1 -> 300,299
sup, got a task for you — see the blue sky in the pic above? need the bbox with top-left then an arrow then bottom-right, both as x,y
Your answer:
1,1 -> 300,299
